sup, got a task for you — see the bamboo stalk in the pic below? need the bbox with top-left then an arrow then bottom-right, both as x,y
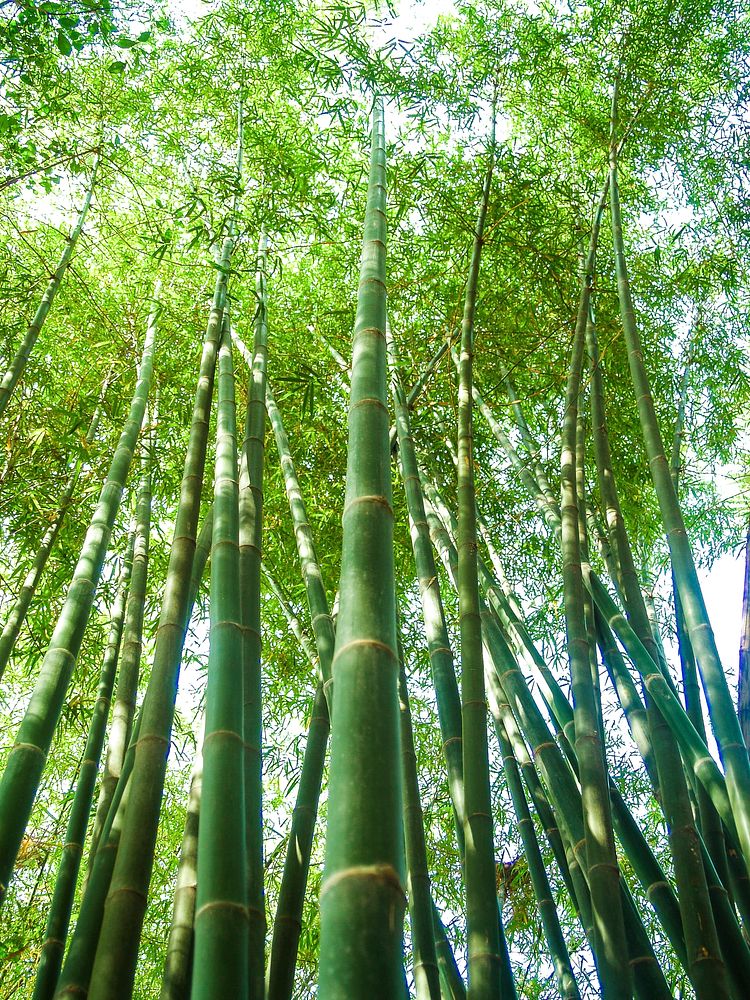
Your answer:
54,506 -> 214,1000
88,414 -> 153,865
493,713 -> 581,1000
0,156 -> 99,417
192,315 -> 249,997
85,235 -> 233,998
160,742 -> 203,1000
317,98 -> 406,998
455,119 -> 503,1000
609,86 -> 750,868
398,648 -> 441,1000
388,327 -> 465,851
32,537 -> 133,1000
238,236 -> 270,998
0,282 -> 159,907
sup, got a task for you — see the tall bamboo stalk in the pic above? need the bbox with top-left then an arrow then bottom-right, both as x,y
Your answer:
0,156 -> 99,417
0,282 -> 159,907
317,98 -> 406,998
559,185 -> 629,999
32,535 -> 134,1000
54,506 -> 215,1000
260,378 -> 336,999
191,316 -> 248,997
397,647 -> 441,1000
88,416 -> 153,864
609,86 -> 750,867
86,233 -> 235,999
586,304 -> 726,995
455,123 -> 503,1000
388,327 -> 465,849
492,715 -> 581,1000
0,396 -> 105,680
738,527 -> 750,753
264,378 -> 335,698
238,237 -> 269,998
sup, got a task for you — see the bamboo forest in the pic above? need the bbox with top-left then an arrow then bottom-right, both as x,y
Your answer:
0,0 -> 749,997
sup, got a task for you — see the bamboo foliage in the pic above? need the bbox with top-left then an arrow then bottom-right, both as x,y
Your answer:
0,396 -> 106,681
0,154 -> 99,417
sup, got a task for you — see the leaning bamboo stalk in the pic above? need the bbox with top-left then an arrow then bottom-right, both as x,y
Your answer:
237,237 -> 269,998
160,744 -> 203,1000
258,376 -> 337,999
54,506 -> 215,1000
192,316 -> 248,997
423,482 -> 671,997
472,379 -> 745,862
492,714 -> 581,1000
0,156 -> 99,417
0,282 -> 159,907
85,232 -> 234,998
0,397 -> 105,680
262,376 -> 335,699
32,537 -> 133,1000
262,560 -> 330,1000
317,98 -> 406,998
388,328 -> 465,850
609,87 -> 750,868
397,648 -> 441,1000
88,416 -> 154,864
586,304 -> 727,995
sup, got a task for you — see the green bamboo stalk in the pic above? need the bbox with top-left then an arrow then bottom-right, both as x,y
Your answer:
432,906 -> 467,1000
388,327 -> 465,850
237,237 -> 269,998
471,368 -> 743,868
259,376 -> 339,999
609,87 -> 750,868
32,537 -> 133,1000
192,316 -> 248,997
398,648 -> 441,1000
85,233 -> 234,999
160,741 -> 203,1000
0,282 -> 159,908
455,122 -> 502,1000
559,186 -> 629,999
0,396 -> 105,680
88,416 -> 153,865
0,156 -> 99,417
54,506 -> 214,1000
740,527 -> 750,753
423,483 -> 671,996
318,98 -> 406,998
492,715 -> 581,1000
262,559 -> 331,1000
263,377 -> 335,698
586,305 -> 727,995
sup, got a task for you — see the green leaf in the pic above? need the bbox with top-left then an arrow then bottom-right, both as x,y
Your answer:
114,36 -> 137,48
56,30 -> 72,56
107,60 -> 126,74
